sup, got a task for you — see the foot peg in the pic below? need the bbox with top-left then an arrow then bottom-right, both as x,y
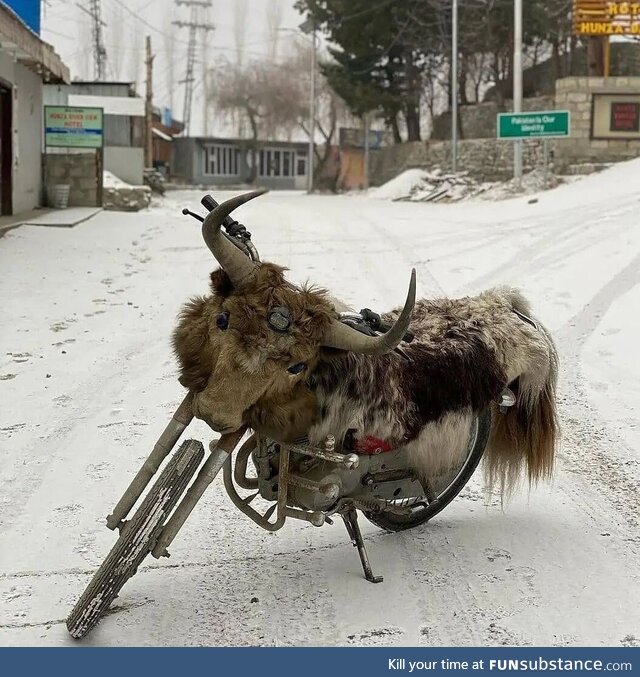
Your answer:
341,507 -> 383,584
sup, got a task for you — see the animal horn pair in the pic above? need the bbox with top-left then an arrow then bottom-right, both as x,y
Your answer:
201,190 -> 267,287
202,191 -> 416,356
321,269 -> 416,355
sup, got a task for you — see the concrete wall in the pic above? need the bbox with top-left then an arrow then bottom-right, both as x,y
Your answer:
171,137 -> 195,182
104,146 -> 144,185
44,152 -> 99,207
0,52 -> 44,213
554,76 -> 640,173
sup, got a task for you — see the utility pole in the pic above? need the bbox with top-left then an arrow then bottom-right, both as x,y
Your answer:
363,112 -> 371,190
299,18 -> 316,193
451,0 -> 458,174
77,0 -> 107,80
173,0 -> 214,136
513,0 -> 523,187
144,35 -> 154,169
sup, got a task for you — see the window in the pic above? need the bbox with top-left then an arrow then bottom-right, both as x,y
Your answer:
203,144 -> 240,176
296,151 -> 307,176
258,148 -> 299,178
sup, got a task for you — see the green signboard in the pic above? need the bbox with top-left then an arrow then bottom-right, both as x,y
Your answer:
44,106 -> 104,148
497,110 -> 570,140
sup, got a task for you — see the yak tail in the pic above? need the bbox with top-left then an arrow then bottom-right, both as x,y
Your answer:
484,291 -> 560,497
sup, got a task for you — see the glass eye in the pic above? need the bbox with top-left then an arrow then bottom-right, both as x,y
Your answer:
287,362 -> 306,375
216,312 -> 229,330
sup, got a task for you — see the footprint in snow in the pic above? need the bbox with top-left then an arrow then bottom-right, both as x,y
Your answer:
484,547 -> 512,562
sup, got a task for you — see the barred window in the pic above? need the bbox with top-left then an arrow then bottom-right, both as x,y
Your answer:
258,148 -> 299,177
204,144 -> 240,176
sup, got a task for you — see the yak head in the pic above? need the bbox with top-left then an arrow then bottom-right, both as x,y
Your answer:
172,191 -> 415,440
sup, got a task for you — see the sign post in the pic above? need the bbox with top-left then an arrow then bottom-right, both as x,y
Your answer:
497,110 -> 570,185
44,106 -> 104,207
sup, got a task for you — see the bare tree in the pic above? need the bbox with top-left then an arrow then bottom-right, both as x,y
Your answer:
208,44 -> 351,188
265,0 -> 284,63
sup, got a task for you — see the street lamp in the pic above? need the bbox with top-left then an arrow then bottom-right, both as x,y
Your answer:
299,18 -> 316,193
451,0 -> 458,174
513,0 -> 523,186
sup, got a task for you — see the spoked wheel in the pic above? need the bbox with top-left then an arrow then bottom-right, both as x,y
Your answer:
66,439 -> 204,639
364,409 -> 491,532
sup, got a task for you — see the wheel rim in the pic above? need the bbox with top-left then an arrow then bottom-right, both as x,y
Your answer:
371,412 -> 486,526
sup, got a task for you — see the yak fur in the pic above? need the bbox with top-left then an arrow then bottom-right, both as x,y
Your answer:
173,263 -> 559,496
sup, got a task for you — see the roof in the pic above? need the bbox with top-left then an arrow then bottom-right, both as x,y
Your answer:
0,0 -> 69,83
176,136 -> 310,148
152,127 -> 173,142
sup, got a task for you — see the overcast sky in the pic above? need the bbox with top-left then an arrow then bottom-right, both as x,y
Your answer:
41,0 -> 307,136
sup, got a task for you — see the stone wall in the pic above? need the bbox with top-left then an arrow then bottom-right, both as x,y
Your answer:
44,152 -> 99,207
371,76 -> 640,184
369,138 -> 547,185
432,95 -> 554,140
553,76 -> 640,173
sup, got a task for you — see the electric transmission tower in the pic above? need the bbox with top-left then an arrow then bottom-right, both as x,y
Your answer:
77,0 -> 107,80
173,0 -> 214,136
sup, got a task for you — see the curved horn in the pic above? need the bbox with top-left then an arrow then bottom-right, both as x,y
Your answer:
201,190 -> 267,287
321,269 -> 416,355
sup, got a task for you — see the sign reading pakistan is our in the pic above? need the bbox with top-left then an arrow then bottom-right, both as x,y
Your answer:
497,111 -> 571,140
44,106 -> 104,149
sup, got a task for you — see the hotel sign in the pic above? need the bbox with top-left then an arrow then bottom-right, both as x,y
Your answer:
573,1 -> 640,35
44,106 -> 104,148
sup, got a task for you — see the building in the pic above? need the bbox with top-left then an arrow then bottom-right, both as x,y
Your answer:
151,106 -> 184,175
172,137 -> 309,190
0,0 -> 69,216
43,81 -> 145,186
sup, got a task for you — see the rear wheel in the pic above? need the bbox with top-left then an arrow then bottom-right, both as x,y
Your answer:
364,409 -> 491,532
66,439 -> 204,639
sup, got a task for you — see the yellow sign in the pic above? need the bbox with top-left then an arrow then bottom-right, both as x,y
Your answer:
573,1 -> 640,34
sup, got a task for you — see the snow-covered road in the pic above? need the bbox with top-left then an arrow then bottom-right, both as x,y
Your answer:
1,161 -> 639,647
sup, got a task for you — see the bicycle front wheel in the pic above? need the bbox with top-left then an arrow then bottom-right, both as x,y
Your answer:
66,438 -> 204,639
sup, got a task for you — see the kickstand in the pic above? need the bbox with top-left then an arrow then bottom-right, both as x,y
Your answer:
341,506 -> 383,584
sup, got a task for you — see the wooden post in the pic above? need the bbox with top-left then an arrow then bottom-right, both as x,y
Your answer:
604,36 -> 611,77
587,36 -> 606,77
144,35 -> 154,169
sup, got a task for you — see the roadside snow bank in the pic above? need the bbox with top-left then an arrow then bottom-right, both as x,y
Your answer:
102,171 -> 151,211
368,169 -> 431,200
103,170 -> 132,189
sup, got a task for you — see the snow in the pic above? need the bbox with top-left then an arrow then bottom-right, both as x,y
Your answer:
1,159 -> 640,646
368,169 -> 433,200
103,171 -> 132,189
369,167 -> 580,204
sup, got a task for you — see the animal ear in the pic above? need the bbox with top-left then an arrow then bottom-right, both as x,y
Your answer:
210,268 -> 233,298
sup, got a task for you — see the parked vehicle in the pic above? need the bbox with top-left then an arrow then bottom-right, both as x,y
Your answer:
66,191 -> 558,639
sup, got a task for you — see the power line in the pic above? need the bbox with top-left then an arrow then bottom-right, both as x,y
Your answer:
173,0 -> 214,136
77,0 -> 108,80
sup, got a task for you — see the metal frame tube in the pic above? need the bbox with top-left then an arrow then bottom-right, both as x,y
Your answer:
151,427 -> 246,557
106,392 -> 194,530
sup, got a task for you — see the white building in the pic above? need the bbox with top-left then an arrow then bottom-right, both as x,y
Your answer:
0,0 -> 68,216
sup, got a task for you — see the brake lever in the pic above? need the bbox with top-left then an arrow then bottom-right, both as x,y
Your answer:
182,208 -> 203,222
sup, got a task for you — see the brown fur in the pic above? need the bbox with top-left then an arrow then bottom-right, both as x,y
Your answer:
173,265 -> 560,495
483,291 -> 559,495
172,263 -> 334,439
